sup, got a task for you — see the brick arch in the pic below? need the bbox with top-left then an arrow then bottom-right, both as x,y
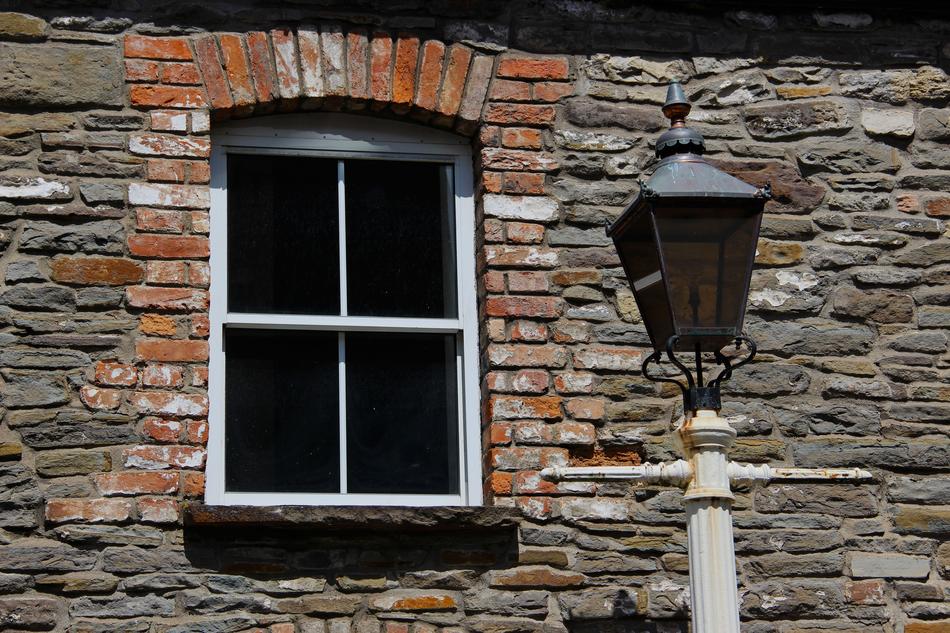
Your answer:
125,28 -> 495,135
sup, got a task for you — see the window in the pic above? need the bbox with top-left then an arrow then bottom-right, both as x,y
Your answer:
206,114 -> 480,506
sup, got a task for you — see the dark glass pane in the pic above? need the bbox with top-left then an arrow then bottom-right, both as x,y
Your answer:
345,160 -> 456,318
225,328 -> 339,492
345,332 -> 458,494
228,154 -> 339,314
653,205 -> 760,351
613,209 -> 674,352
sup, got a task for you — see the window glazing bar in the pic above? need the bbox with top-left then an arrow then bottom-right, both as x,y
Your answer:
224,314 -> 461,333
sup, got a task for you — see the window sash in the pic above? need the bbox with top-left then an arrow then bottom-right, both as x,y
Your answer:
206,114 -> 480,507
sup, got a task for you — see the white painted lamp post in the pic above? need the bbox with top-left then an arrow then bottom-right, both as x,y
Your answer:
541,82 -> 873,633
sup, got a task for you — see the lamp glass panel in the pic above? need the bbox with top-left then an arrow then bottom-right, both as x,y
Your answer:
653,205 -> 759,349
613,208 -> 674,352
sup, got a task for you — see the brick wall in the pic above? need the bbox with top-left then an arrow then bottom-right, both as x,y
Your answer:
0,3 -> 947,632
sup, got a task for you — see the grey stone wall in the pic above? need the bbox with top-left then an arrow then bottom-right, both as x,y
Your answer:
0,2 -> 947,632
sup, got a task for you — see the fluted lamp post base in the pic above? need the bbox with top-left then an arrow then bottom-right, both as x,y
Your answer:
541,409 -> 872,633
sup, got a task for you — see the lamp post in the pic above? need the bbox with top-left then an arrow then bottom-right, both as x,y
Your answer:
541,81 -> 872,633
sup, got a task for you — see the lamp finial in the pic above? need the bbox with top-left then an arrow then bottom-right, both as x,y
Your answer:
655,80 -> 705,158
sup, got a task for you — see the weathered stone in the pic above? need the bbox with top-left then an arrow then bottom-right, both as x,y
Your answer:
742,579 -> 846,620
38,150 -> 144,178
36,571 -> 118,594
773,403 -> 880,437
558,587 -> 644,619
690,72 -> 774,107
20,221 -> 124,254
0,284 -> 75,311
0,595 -> 62,630
830,286 -> 914,323
746,318 -> 874,356
0,43 -> 122,106
0,538 -> 96,572
756,484 -> 878,517
894,505 -> 950,536
797,140 -> 901,174
553,130 -> 635,152
748,269 -> 824,313
563,98 -> 663,132
35,449 -> 110,477
758,216 -> 817,240
830,232 -> 906,248
851,214 -> 942,235
712,160 -> 825,214
918,108 -> 950,141
52,524 -> 163,547
78,182 -> 124,205
849,553 -> 931,579
744,100 -> 851,140
0,372 -> 69,407
861,108 -> 915,138
723,363 -> 810,396
275,594 -> 361,615
584,54 -> 693,84
852,266 -> 921,286
887,475 -> 950,504
889,330 -> 948,353
0,175 -> 71,200
70,594 -> 174,617
795,438 -> 949,470
744,552 -> 844,578
0,348 -> 89,369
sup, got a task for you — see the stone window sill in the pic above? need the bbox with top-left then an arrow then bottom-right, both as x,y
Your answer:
183,503 -> 522,532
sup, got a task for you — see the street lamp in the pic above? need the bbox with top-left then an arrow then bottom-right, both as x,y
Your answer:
542,81 -> 872,633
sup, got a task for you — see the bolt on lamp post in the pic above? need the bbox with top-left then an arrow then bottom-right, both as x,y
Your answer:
542,81 -> 872,633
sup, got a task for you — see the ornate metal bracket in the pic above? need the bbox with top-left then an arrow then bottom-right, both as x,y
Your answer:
642,335 -> 756,413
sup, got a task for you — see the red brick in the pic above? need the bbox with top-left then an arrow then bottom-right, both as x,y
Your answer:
565,398 -> 606,421
482,172 -> 503,194
161,62 -> 201,85
925,197 -> 950,217
437,44 -> 472,117
370,32 -> 393,104
297,30 -> 323,102
46,498 -> 132,524
125,35 -> 193,61
897,194 -> 920,214
125,59 -> 160,82
189,262 -> 210,288
320,26 -> 347,101
392,36 -> 420,112
484,271 -> 505,293
573,346 -> 644,371
138,497 -> 179,523
488,421 -> 513,445
515,496 -> 554,520
186,420 -> 209,445
128,235 -> 209,258
484,219 -> 505,243
190,314 -> 210,338
124,444 -> 206,469
246,31 -> 278,108
136,339 -> 208,362
490,471 -> 513,496
457,54 -> 493,125
51,257 -> 144,286
192,34 -> 233,112
143,418 -> 183,443
490,447 -> 568,471
507,223 -> 546,244
414,40 -> 445,111
487,369 -> 551,394
847,579 -> 886,605
271,28 -> 301,102
490,79 -> 531,102
96,471 -> 179,496
510,320 -> 549,342
218,34 -> 256,112
146,261 -> 187,285
182,471 -> 205,497
130,133 -> 210,158
491,395 -> 562,420
507,271 -> 548,293
95,361 -> 138,387
130,85 -> 207,109
481,148 -> 558,171
484,245 -> 558,268
347,30 -> 369,102
501,128 -> 542,149
486,296 -> 562,318
498,56 -> 569,80
488,344 -> 568,369
188,161 -> 210,184
146,159 -> 186,183
136,208 -> 184,233
534,81 -> 574,102
191,365 -> 209,387
80,386 -> 123,411
504,172 -> 545,195
484,103 -> 556,126
553,372 -> 596,394
126,287 -> 208,311
142,363 -> 185,387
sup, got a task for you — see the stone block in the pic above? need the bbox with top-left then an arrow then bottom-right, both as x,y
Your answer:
0,43 -> 121,106
848,552 -> 930,579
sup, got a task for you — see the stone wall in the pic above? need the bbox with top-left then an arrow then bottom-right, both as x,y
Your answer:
0,2 -> 947,632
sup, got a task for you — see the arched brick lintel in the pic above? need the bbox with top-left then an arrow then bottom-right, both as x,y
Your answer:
125,29 -> 496,136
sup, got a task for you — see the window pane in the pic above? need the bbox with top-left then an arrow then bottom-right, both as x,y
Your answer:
345,160 -> 457,318
228,154 -> 340,315
225,328 -> 339,493
345,332 -> 459,494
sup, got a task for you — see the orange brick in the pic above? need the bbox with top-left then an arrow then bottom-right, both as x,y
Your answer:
498,56 -> 569,80
392,36 -> 420,110
136,339 -> 209,362
436,44 -> 472,117
125,59 -> 160,82
370,32 -> 394,104
161,62 -> 201,85
193,34 -> 234,111
96,471 -> 179,496
126,287 -> 208,311
414,40 -> 445,111
218,33 -> 256,110
95,361 -> 138,387
130,85 -> 207,109
51,257 -> 144,286
141,314 -> 177,336
501,127 -> 542,149
246,31 -> 278,107
128,235 -> 209,258
486,296 -> 562,318
125,35 -> 193,60
347,29 -> 369,102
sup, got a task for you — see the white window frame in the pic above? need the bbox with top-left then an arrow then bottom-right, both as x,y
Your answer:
206,113 -> 482,507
